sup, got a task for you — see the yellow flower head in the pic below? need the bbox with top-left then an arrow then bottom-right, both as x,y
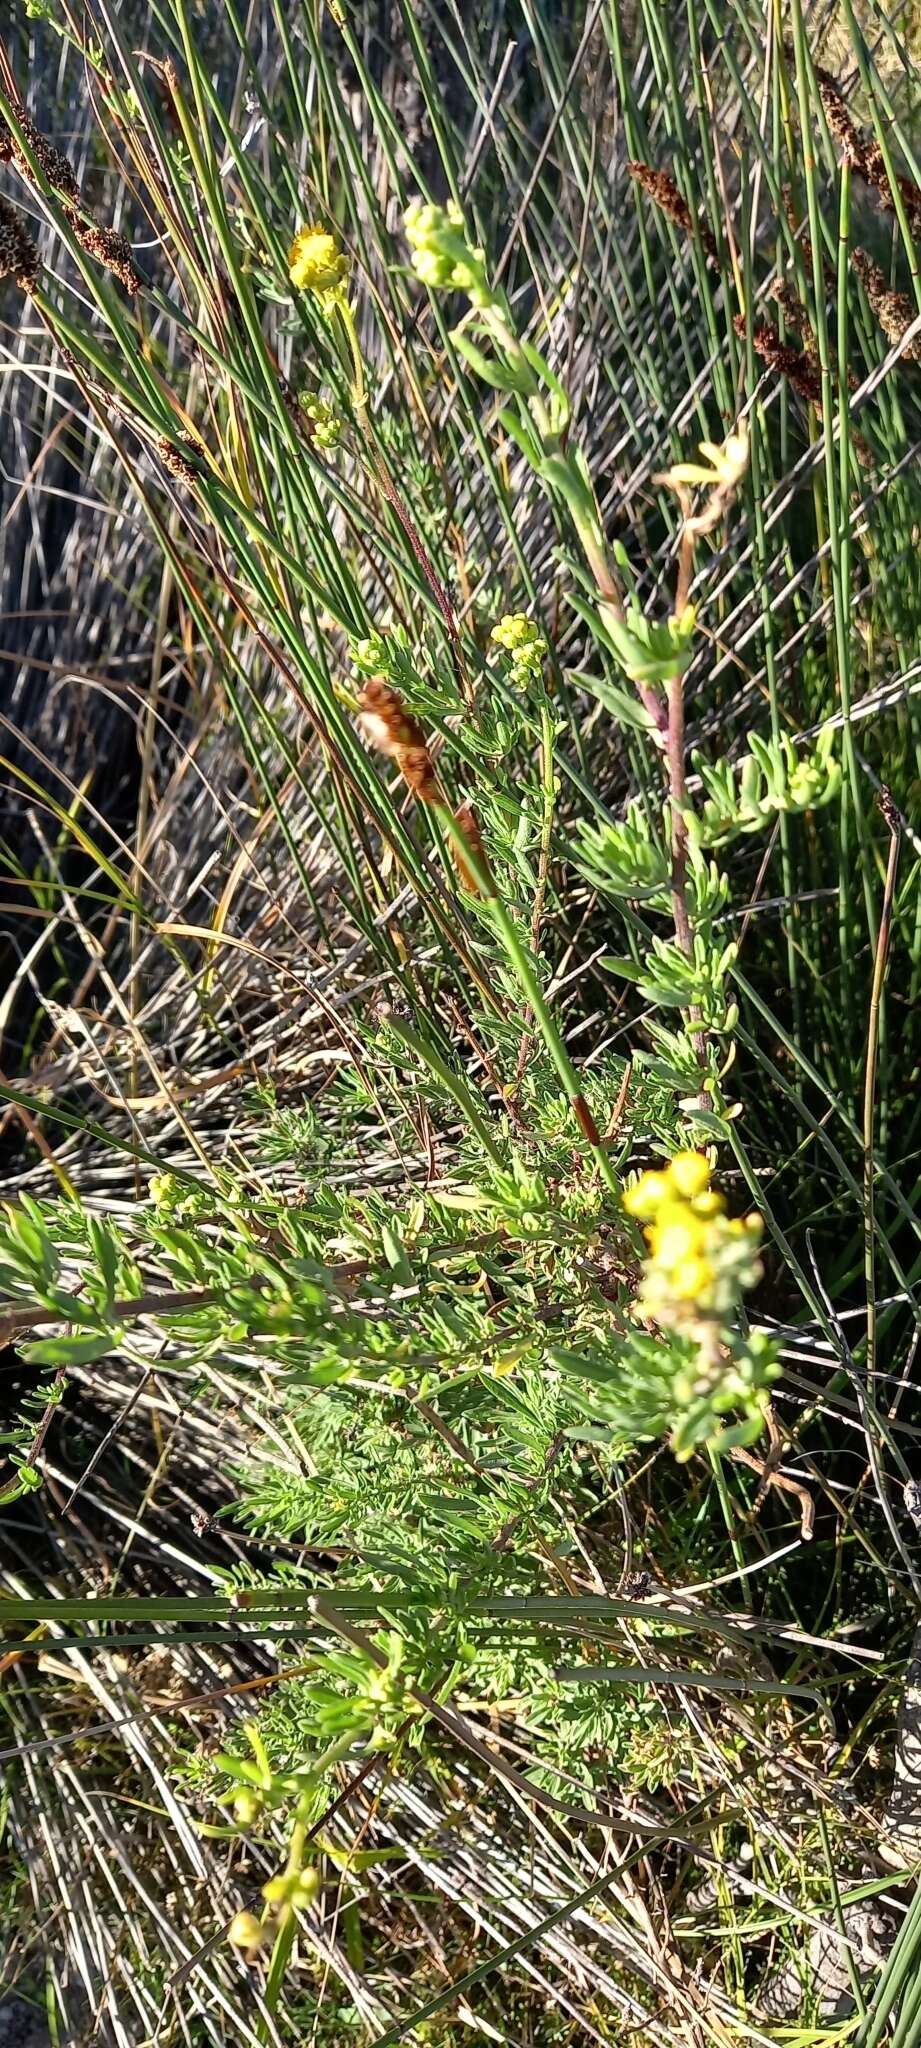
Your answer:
729,1212 -> 763,1241
668,1150 -> 711,1199
492,612 -> 538,652
647,1205 -> 707,1268
623,1152 -> 712,1220
671,1255 -> 714,1302
289,225 -> 349,298
623,1169 -> 671,1220
490,612 -> 545,687
625,1141 -> 768,1388
301,392 -> 343,448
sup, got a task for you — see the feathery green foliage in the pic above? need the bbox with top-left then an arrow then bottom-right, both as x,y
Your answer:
1,0 -> 921,2039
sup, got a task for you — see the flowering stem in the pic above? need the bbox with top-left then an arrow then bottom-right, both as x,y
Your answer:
261,1808 -> 316,2033
480,307 -> 639,669
674,525 -> 695,620
666,668 -> 708,1079
515,692 -> 557,1088
666,673 -> 693,958
337,297 -> 366,412
482,306 -> 543,408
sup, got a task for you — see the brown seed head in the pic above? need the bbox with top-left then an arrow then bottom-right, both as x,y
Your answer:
738,312 -> 871,462
1,102 -> 80,202
158,434 -> 198,485
810,66 -> 921,227
452,801 -> 494,895
860,140 -> 921,230
358,678 -> 427,758
771,279 -> 813,343
737,313 -> 824,405
65,210 -> 142,293
814,66 -> 871,177
851,246 -> 921,361
877,784 -> 900,832
628,160 -> 719,265
0,192 -> 39,291
773,277 -> 860,391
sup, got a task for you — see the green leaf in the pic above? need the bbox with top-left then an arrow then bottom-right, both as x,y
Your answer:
452,329 -> 516,393
565,664 -> 654,732
87,1215 -> 121,1305
496,405 -> 542,467
22,1331 -> 116,1368
380,1223 -> 412,1286
599,956 -> 644,982
677,1105 -> 730,1136
0,1463 -> 42,1505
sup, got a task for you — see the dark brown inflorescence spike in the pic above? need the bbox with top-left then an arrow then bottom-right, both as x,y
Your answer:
877,784 -> 900,832
813,64 -> 921,230
0,101 -> 80,202
865,144 -> 921,232
627,160 -> 719,265
814,66 -> 872,178
737,313 -> 824,405
771,279 -> 815,344
851,247 -> 921,362
2,93 -> 142,291
772,279 -> 860,392
0,192 -> 39,291
158,434 -> 199,486
738,310 -> 872,464
66,212 -> 142,294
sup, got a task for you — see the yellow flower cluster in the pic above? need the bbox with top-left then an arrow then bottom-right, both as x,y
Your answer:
288,224 -> 349,300
624,1150 -> 762,1324
301,391 -> 343,448
403,198 -> 490,306
490,611 -> 545,687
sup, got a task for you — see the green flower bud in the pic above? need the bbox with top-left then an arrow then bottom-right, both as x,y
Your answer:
227,1911 -> 266,1952
403,199 -> 491,308
301,393 -> 343,449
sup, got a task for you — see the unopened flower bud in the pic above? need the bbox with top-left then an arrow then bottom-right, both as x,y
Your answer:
227,1911 -> 265,1953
